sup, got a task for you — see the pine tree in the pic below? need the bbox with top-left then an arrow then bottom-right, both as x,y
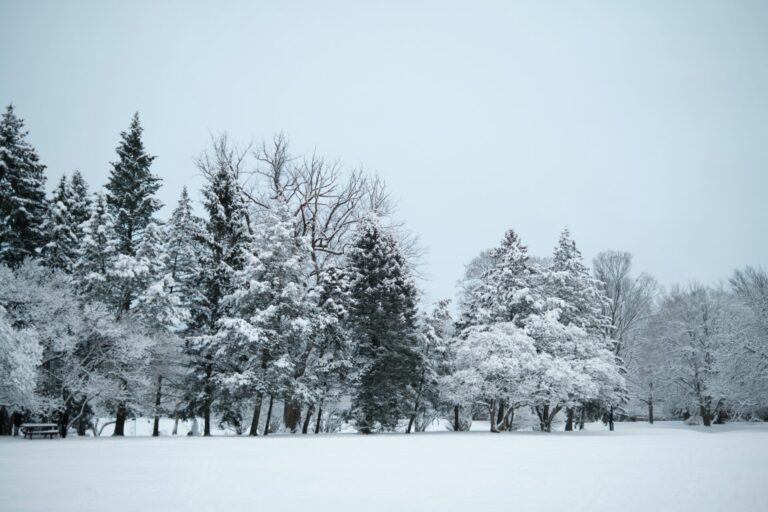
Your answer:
301,264 -> 353,433
0,105 -> 47,266
105,112 -> 161,258
215,201 -> 317,435
460,229 -> 542,330
165,187 -> 204,312
185,158 -> 251,436
40,175 -> 79,271
548,228 -> 607,332
68,170 -> 92,237
74,192 -> 117,302
347,214 -> 421,433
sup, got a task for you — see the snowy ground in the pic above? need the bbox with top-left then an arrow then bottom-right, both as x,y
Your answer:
2,422 -> 767,512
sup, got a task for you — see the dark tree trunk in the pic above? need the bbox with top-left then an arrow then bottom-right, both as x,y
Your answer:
302,404 -> 314,434
203,402 -> 211,436
152,376 -> 163,437
497,399 -> 507,429
648,401 -> 654,425
77,414 -> 88,436
608,406 -> 615,431
489,400 -> 499,433
282,398 -> 302,433
314,405 -> 323,434
203,363 -> 213,437
536,405 -> 549,432
172,414 -> 179,435
249,393 -> 263,436
565,408 -> 574,431
701,405 -> 712,427
59,411 -> 69,438
263,395 -> 274,436
0,407 -> 11,436
453,405 -> 460,432
578,407 -> 585,430
113,402 -> 127,436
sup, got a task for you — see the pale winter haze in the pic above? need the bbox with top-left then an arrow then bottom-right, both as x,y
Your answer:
1,2 -> 767,512
1,0 -> 767,303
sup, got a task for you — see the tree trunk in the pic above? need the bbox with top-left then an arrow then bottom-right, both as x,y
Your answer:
263,395 -> 274,436
0,407 -> 11,436
536,405 -> 549,432
113,402 -> 127,436
565,407 -> 574,431
700,404 -> 712,427
648,401 -> 654,425
152,376 -> 163,437
77,413 -> 88,436
302,404 -> 314,434
489,400 -> 499,433
314,405 -> 323,434
608,406 -> 615,431
497,399 -> 507,430
249,393 -> 263,436
203,363 -> 213,437
282,398 -> 302,433
59,410 -> 69,438
453,405 -> 460,432
578,407 -> 585,430
172,414 -> 180,435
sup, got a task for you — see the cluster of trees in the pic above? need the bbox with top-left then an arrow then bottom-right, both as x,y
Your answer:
0,104 -> 765,437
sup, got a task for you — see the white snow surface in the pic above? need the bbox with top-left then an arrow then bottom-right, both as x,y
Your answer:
2,421 -> 767,512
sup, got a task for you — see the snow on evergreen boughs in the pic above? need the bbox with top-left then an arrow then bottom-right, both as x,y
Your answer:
0,105 -> 47,267
347,213 -> 421,433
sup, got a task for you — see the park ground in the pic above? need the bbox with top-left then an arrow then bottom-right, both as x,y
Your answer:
1,421 -> 767,512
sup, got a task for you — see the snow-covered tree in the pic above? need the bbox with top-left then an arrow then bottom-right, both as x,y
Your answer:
105,112 -> 161,259
40,175 -> 79,271
0,105 -> 47,267
214,201 -> 317,435
347,214 -> 421,433
406,299 -> 454,433
165,187 -> 204,313
185,141 -> 251,436
74,192 -> 118,303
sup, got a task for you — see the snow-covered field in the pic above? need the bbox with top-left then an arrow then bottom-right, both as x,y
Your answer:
2,421 -> 767,512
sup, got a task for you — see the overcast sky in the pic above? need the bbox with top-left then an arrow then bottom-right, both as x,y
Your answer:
1,0 -> 766,306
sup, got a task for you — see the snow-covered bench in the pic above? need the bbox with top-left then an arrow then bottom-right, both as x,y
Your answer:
21,423 -> 59,439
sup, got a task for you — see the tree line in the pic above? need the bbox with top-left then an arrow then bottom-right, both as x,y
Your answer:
0,105 -> 765,436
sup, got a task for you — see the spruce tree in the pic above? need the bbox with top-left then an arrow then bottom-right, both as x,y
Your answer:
548,228 -> 607,332
68,170 -> 92,238
347,214 -> 421,433
215,201 -> 317,435
105,112 -> 161,257
0,105 -> 47,266
185,158 -> 251,436
165,187 -> 204,312
40,175 -> 79,271
74,192 -> 117,302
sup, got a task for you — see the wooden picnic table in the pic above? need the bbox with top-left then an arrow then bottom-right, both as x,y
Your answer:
20,423 -> 59,439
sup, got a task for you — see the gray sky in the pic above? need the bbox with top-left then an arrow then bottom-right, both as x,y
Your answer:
2,0 -> 767,306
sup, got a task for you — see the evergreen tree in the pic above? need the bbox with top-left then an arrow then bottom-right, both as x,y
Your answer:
68,170 -> 92,237
185,157 -> 251,436
347,214 -> 421,433
165,187 -> 204,312
105,112 -> 161,258
460,229 -> 542,330
548,228 -> 607,332
215,201 -> 317,435
74,192 -> 117,302
40,175 -> 79,271
0,105 -> 47,266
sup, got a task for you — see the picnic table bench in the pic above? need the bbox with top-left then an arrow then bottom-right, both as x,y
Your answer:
21,423 -> 59,439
